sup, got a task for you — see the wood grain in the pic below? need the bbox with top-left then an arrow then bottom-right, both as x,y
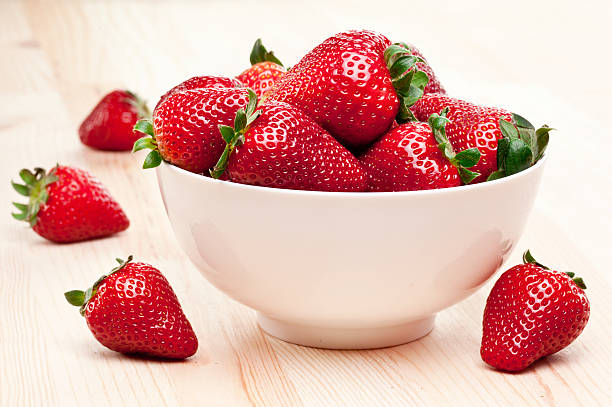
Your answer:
2,0 -> 611,406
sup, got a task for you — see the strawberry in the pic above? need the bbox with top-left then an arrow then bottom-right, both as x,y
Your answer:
79,90 -> 150,151
236,39 -> 286,99
133,87 -> 250,173
154,75 -> 243,112
210,91 -> 367,192
264,30 -> 429,149
397,42 -> 446,95
412,94 -> 552,182
481,250 -> 590,372
11,165 -> 129,243
360,109 -> 481,191
64,256 -> 198,359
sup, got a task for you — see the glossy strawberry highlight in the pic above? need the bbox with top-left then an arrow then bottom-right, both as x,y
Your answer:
265,30 -> 427,149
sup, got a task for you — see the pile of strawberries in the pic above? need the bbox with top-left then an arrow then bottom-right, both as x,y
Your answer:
131,30 -> 550,192
9,29 -> 589,371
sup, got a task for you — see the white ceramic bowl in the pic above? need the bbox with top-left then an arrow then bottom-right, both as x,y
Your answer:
157,158 -> 546,349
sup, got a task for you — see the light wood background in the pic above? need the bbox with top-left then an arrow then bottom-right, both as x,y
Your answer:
2,0 -> 611,406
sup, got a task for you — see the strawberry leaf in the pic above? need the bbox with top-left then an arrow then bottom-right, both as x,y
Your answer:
458,167 -> 480,185
218,125 -> 235,143
143,150 -> 162,169
495,137 -> 510,170
246,109 -> 262,127
572,277 -> 586,290
234,109 -> 247,132
11,181 -> 30,196
405,71 -> 429,107
249,38 -> 284,67
64,290 -> 86,307
385,43 -> 428,124
454,148 -> 481,168
246,89 -> 258,115
523,249 -> 549,269
512,113 -> 535,130
490,114 -> 552,182
134,119 -> 154,137
505,139 -> 533,176
517,127 -> 537,162
11,212 -> 27,221
535,126 -> 552,161
12,202 -> 27,212
499,119 -> 519,140
132,136 -> 156,152
41,174 -> 58,188
19,169 -> 36,185
487,169 -> 506,181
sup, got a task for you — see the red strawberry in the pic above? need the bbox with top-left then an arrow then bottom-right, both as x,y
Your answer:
412,93 -> 552,182
481,250 -> 589,372
11,165 -> 129,243
133,87 -> 250,173
79,90 -> 150,151
397,42 -> 446,95
65,256 -> 198,359
360,109 -> 481,191
264,30 -> 429,149
154,75 -> 243,112
210,91 -> 367,192
237,39 -> 286,99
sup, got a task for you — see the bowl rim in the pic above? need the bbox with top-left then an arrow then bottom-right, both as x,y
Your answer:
159,154 -> 547,199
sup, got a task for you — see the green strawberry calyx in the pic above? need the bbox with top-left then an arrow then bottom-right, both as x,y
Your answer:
125,90 -> 151,120
132,119 -> 162,169
487,114 -> 552,181
249,38 -> 284,67
11,166 -> 59,227
522,249 -> 586,290
210,89 -> 261,179
64,255 -> 134,316
429,108 -> 482,184
384,43 -> 429,124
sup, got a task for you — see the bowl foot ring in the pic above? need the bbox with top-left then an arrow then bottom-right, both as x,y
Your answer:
257,313 -> 436,349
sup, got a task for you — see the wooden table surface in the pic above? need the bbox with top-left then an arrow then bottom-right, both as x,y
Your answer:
2,1 -> 612,405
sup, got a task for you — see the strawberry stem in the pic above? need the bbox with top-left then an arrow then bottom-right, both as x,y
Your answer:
384,43 -> 429,123
428,109 -> 481,184
210,89 -> 261,179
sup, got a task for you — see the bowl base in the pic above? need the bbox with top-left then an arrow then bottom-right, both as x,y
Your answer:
257,314 -> 435,349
